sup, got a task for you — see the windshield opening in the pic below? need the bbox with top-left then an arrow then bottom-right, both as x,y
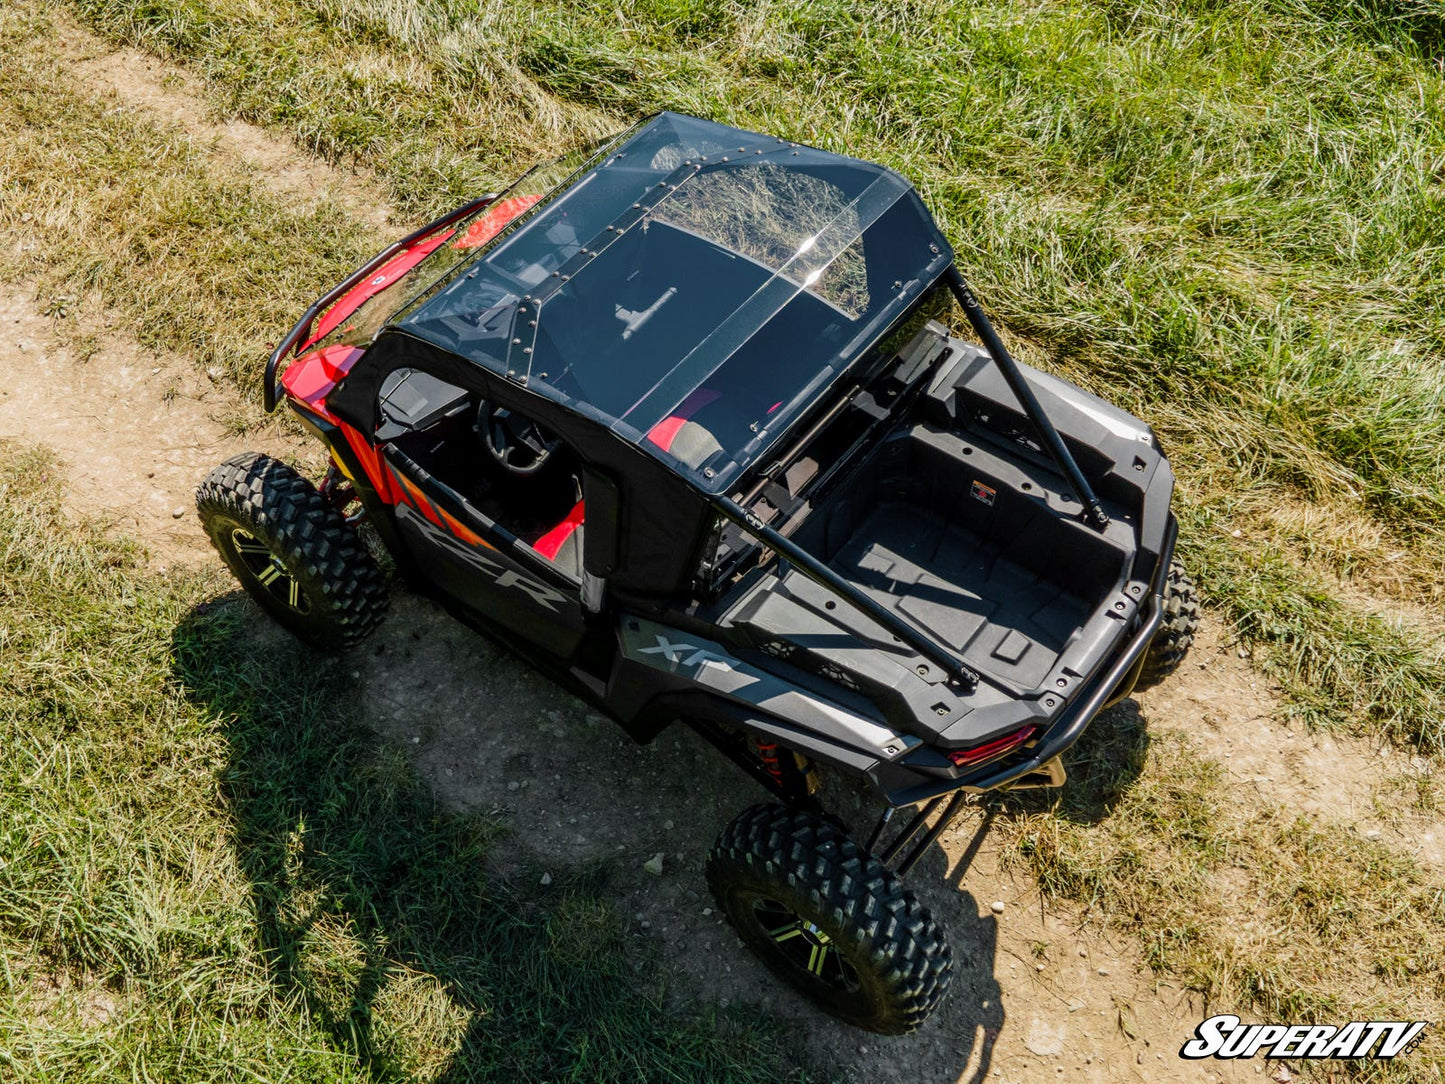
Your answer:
314,126 -> 637,353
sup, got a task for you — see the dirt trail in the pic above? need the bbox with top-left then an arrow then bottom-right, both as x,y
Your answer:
0,284 -> 317,566
1141,624 -> 1442,871
74,41 -> 395,232
4,19 -> 1438,1083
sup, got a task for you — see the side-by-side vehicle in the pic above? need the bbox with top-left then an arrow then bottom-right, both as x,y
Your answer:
198,112 -> 1198,1033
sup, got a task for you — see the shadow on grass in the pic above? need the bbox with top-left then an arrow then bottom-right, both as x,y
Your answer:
171,594 -> 806,1084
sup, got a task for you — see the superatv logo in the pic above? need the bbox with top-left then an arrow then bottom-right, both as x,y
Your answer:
1180,1015 -> 1428,1060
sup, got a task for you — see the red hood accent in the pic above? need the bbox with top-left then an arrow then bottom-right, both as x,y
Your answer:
455,194 -> 543,249
280,344 -> 364,421
302,234 -> 452,351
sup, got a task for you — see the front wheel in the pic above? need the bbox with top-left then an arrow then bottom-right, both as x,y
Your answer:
196,452 -> 388,649
706,804 -> 952,1034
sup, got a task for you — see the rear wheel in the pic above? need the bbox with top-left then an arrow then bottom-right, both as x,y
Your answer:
196,452 -> 388,649
1135,560 -> 1199,690
706,804 -> 951,1034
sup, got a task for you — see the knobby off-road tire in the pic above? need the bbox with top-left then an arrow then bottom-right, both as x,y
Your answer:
1134,560 -> 1200,691
706,804 -> 952,1034
196,452 -> 388,650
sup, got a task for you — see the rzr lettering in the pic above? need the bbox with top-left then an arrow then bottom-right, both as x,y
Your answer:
471,550 -> 567,611
640,635 -> 734,671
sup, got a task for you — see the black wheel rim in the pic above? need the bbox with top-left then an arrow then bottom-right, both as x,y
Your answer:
752,898 -> 861,993
231,528 -> 311,614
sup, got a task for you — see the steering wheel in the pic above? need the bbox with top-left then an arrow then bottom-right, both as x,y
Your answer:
478,400 -> 562,476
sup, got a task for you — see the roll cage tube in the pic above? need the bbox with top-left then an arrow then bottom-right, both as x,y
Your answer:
711,494 -> 982,691
262,193 -> 501,413
943,266 -> 1110,531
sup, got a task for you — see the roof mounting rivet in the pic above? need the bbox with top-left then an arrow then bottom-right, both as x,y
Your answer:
522,347 -> 532,354
529,320 -> 537,327
755,149 -> 762,155
561,274 -> 570,281
538,371 -> 547,378
721,156 -> 729,162
507,369 -> 516,376
738,147 -> 745,152
523,295 -> 532,301
606,225 -> 615,231
512,337 -> 522,344
552,271 -> 559,277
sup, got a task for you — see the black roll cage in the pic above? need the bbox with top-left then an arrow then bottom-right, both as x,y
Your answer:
265,197 -> 1114,697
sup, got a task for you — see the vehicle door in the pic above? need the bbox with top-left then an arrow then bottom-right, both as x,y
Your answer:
370,365 -> 589,659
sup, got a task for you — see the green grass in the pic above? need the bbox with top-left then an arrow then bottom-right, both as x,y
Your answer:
0,445 -> 808,1081
992,709 -> 1445,1079
0,5 -> 379,391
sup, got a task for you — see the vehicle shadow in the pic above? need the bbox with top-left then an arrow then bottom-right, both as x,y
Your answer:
169,592 -> 809,1083
990,697 -> 1154,828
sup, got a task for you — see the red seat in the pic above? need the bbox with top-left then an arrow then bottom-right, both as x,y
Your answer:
533,500 -> 585,575
645,388 -> 722,469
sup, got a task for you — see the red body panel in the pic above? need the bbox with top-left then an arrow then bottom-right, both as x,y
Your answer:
455,194 -> 542,250
297,193 -> 543,354
343,422 -> 398,504
302,236 -> 452,351
280,344 -> 364,423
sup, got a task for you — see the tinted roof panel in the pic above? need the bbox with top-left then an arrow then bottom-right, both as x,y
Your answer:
396,113 -> 952,490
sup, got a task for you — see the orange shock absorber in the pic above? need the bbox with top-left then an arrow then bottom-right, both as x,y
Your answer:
755,740 -> 785,785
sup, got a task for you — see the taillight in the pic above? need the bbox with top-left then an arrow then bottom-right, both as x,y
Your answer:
947,725 -> 1036,768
